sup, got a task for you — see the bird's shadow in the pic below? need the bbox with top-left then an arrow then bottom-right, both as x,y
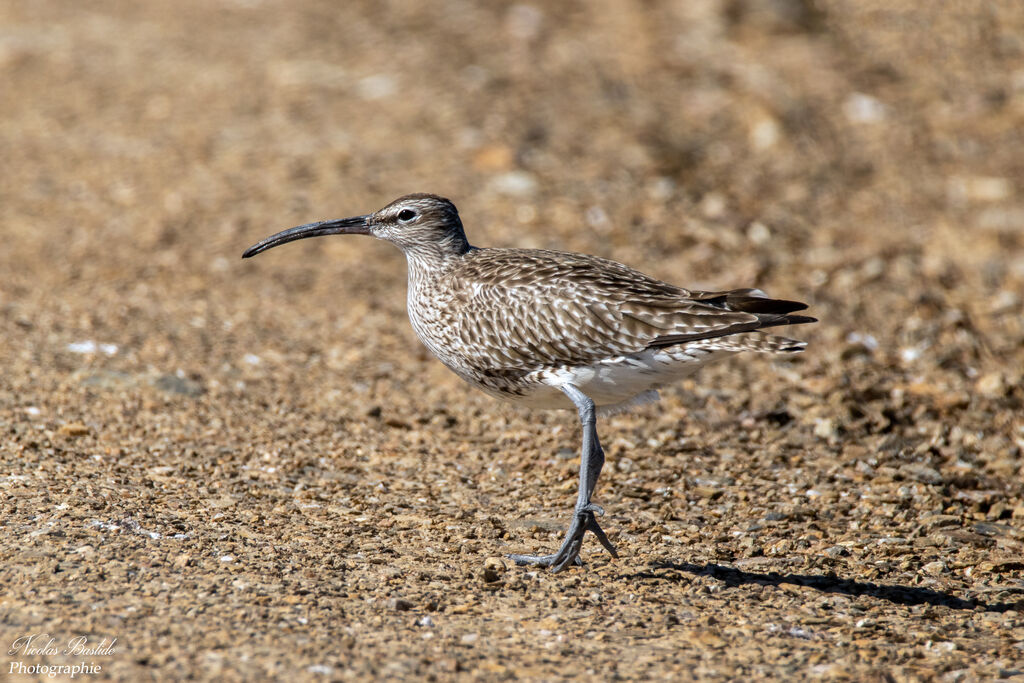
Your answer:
636,561 -> 1020,613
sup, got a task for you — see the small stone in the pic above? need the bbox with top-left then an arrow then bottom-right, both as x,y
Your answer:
700,192 -> 727,218
901,463 -> 943,485
843,93 -> 886,123
989,289 -> 1020,314
694,485 -> 722,500
154,374 -> 204,397
978,559 -> 1024,573
749,116 -> 780,150
948,175 -> 1013,203
813,418 -> 835,440
747,221 -> 771,245
306,665 -> 334,676
480,556 -> 507,583
387,598 -> 414,611
59,423 -> 90,437
483,556 -> 507,572
975,372 -> 1006,398
489,171 -> 538,198
67,340 -> 118,355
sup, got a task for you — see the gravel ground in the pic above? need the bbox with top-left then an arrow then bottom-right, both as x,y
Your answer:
2,1 -> 1023,680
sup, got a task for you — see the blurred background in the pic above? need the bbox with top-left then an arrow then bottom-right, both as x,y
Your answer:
2,1 -> 1021,378
1,0 -> 1022,678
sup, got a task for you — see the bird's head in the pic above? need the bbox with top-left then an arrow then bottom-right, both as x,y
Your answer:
242,193 -> 470,260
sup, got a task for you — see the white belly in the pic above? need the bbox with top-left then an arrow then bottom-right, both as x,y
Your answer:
506,346 -> 728,414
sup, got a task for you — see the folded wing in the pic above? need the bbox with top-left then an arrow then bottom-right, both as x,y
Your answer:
445,249 -> 815,372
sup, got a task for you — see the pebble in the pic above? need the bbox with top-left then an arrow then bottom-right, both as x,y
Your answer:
59,423 -> 90,437
489,171 -> 538,198
387,598 -> 415,612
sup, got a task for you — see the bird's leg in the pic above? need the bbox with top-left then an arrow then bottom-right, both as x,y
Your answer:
509,384 -> 619,572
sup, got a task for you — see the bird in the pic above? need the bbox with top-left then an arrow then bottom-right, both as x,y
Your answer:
242,193 -> 815,572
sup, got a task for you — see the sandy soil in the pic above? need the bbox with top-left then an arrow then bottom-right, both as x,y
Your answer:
1,0 -> 1022,680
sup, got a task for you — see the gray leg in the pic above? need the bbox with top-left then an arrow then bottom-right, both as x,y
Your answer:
509,384 -> 619,572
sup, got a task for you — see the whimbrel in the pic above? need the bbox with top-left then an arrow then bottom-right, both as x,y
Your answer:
243,194 -> 815,572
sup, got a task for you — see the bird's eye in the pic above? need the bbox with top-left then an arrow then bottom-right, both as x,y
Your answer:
398,209 -> 417,222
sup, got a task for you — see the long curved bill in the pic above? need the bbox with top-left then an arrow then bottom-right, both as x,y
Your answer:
241,215 -> 370,258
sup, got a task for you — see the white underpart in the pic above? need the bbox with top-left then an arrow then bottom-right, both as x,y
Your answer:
514,346 -> 729,414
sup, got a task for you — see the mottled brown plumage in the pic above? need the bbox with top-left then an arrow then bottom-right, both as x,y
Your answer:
243,193 -> 816,571
411,246 -> 812,409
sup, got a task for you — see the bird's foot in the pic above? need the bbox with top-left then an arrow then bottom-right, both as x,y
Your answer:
509,504 -> 619,573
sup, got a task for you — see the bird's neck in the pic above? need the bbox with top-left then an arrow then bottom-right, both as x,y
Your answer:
404,239 -> 474,290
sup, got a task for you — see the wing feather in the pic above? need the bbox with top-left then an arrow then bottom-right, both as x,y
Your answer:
442,248 -> 813,372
